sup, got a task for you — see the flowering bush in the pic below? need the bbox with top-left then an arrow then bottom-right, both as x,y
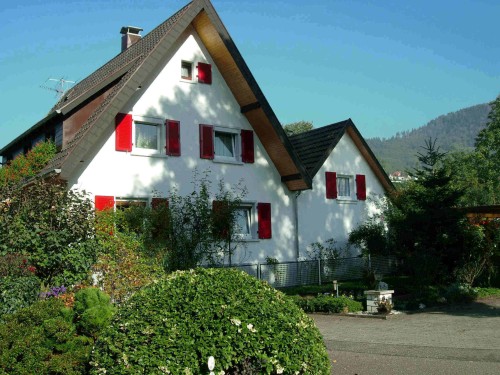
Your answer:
91,268 -> 330,374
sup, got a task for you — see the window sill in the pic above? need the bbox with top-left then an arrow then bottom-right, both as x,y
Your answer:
131,151 -> 167,158
237,237 -> 259,243
212,158 -> 244,165
336,198 -> 358,204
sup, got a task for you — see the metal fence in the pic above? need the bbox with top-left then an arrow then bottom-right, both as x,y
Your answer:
215,255 -> 398,288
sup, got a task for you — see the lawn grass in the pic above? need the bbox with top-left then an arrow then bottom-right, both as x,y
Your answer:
476,287 -> 500,298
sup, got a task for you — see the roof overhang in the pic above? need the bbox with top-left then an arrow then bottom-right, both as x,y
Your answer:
345,121 -> 394,193
191,6 -> 311,190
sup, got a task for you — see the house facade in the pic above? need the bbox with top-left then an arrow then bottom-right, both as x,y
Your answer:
0,0 -> 392,264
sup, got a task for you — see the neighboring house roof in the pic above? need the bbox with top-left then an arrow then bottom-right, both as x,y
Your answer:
289,119 -> 393,192
2,0 -> 311,191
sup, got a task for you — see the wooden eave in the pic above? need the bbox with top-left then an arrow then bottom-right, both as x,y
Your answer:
192,7 -> 311,190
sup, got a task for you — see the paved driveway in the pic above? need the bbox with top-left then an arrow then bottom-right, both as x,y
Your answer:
312,297 -> 500,375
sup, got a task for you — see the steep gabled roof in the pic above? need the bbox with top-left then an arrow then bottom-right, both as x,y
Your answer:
289,119 -> 393,192
4,0 -> 311,190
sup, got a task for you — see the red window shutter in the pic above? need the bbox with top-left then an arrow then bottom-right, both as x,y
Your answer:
115,113 -> 132,152
165,120 -> 181,156
257,203 -> 272,239
197,62 -> 212,84
151,198 -> 169,210
199,124 -> 214,159
95,195 -> 115,211
325,172 -> 337,199
356,174 -> 366,200
241,129 -> 254,163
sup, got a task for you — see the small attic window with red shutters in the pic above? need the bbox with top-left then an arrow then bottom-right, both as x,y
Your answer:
197,62 -> 212,84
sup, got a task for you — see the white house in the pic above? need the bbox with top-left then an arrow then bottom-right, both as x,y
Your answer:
0,0 -> 392,264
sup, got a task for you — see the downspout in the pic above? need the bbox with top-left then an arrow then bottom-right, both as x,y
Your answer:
293,191 -> 301,260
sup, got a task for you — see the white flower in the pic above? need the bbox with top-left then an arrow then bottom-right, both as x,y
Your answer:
276,365 -> 284,374
230,318 -> 241,326
208,356 -> 215,371
247,323 -> 257,332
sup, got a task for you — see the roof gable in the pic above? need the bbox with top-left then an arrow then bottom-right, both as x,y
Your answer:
31,0 -> 310,190
289,119 -> 393,192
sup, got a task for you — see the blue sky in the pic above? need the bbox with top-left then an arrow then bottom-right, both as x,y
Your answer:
1,0 -> 499,149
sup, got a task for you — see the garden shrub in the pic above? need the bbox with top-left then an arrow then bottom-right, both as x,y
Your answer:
91,268 -> 330,374
73,287 -> 116,339
0,253 -> 40,320
444,283 -> 478,304
94,217 -> 164,304
0,275 -> 40,320
0,298 -> 93,375
0,178 -> 100,286
292,295 -> 363,314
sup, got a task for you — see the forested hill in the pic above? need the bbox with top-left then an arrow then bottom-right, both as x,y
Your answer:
367,102 -> 492,174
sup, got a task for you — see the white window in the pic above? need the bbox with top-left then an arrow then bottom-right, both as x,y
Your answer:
133,116 -> 163,155
214,127 -> 241,163
337,176 -> 352,198
233,203 -> 256,240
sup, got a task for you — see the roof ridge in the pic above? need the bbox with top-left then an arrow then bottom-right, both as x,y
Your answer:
50,2 -> 193,112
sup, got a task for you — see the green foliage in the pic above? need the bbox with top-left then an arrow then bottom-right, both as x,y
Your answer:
348,221 -> 388,256
291,295 -> 363,313
162,170 -> 247,271
0,178 -> 100,286
475,287 -> 500,298
0,253 -> 41,319
94,211 -> 164,304
0,140 -> 57,186
474,96 -> 500,205
283,120 -> 314,136
90,268 -> 330,374
350,139 -> 495,287
73,287 -> 116,339
306,238 -> 343,260
454,219 -> 500,286
444,283 -> 478,304
0,298 -> 94,375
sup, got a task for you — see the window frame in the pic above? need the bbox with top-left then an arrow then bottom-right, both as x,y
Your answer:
132,115 -> 164,156
181,60 -> 193,81
233,202 -> 258,241
336,174 -> 357,202
213,126 -> 242,164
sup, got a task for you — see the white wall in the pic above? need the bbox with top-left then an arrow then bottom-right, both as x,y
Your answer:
68,26 -> 297,264
297,133 -> 386,258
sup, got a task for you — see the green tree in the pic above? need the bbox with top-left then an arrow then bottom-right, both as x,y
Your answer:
0,178 -> 100,286
474,96 -> 500,204
0,140 -> 56,186
283,120 -> 314,136
161,171 -> 247,271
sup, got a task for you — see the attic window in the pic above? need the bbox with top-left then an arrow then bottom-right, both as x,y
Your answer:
181,61 -> 193,80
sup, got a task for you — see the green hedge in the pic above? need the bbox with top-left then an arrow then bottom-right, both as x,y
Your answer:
0,298 -> 93,375
0,288 -> 115,375
292,295 -> 363,313
91,268 -> 331,374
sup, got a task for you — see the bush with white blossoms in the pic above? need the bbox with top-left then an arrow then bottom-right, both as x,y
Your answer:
90,268 -> 330,374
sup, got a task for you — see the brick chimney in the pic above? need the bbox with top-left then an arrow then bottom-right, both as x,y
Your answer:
120,26 -> 143,52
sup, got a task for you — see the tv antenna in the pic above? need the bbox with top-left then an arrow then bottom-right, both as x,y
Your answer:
40,77 -> 76,98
